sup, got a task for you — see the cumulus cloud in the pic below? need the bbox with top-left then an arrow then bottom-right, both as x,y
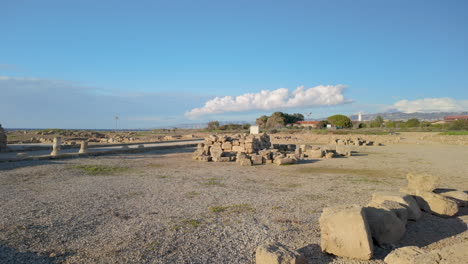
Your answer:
185,85 -> 350,118
390,98 -> 468,113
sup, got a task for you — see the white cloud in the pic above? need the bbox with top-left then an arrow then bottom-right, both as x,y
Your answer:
185,85 -> 350,118
390,97 -> 468,113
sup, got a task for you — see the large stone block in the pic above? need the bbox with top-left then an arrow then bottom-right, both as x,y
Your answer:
251,154 -> 264,165
364,207 -> 406,245
371,192 -> 421,220
436,190 -> 468,207
319,205 -> 373,260
400,188 -> 458,217
255,242 -> 306,264
406,173 -> 439,192
367,199 -> 408,225
307,149 -> 324,158
274,157 -> 297,166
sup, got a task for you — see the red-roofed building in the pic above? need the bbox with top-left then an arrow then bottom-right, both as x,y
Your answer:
294,121 -> 319,128
444,115 -> 468,121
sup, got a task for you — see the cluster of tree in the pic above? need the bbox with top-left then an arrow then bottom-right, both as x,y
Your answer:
206,121 -> 250,131
255,112 -> 304,128
326,115 -> 353,128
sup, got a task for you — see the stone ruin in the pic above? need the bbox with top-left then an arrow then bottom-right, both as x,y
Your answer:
330,137 -> 381,146
192,133 -> 351,166
0,124 -> 7,151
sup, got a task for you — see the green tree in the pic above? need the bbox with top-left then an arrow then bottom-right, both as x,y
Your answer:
327,115 -> 353,128
386,121 -> 396,128
370,116 -> 384,128
207,120 -> 220,130
448,120 -> 468,130
284,113 -> 304,124
266,112 -> 286,128
405,118 -> 420,128
255,115 -> 269,128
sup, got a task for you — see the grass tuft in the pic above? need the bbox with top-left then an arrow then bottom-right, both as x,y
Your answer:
71,165 -> 131,176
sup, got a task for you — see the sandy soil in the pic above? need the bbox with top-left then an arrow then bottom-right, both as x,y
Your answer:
0,133 -> 467,263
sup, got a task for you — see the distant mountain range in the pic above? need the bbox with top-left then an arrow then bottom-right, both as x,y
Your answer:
347,111 -> 468,121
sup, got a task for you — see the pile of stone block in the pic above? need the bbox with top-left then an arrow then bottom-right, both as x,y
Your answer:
318,173 -> 467,260
0,124 -> 7,151
193,133 -> 302,166
331,137 -> 380,146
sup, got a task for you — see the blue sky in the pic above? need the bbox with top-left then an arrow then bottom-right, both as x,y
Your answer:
1,0 -> 467,128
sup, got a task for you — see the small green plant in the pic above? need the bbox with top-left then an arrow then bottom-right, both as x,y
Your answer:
171,219 -> 202,230
202,177 -> 224,186
439,131 -> 468,135
71,165 -> 131,176
209,205 -> 229,213
186,191 -> 200,198
209,203 -> 254,214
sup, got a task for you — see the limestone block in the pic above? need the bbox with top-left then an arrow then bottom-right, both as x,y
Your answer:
274,157 -> 297,166
406,173 -> 439,192
232,146 -> 245,152
371,192 -> 421,220
364,207 -> 406,245
436,190 -> 468,207
251,154 -> 264,165
367,199 -> 408,225
256,242 -> 306,264
222,142 -> 232,151
238,158 -> 252,166
324,152 -> 335,159
400,188 -> 458,217
307,149 -> 324,158
319,205 -> 373,260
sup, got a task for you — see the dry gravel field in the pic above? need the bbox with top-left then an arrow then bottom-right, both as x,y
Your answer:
1,133 -> 467,263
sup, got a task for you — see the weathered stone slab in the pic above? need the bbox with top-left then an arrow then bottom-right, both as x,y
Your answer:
364,207 -> 406,245
400,188 -> 458,217
371,192 -> 421,220
367,199 -> 408,225
319,205 -> 373,260
435,190 -> 468,207
406,173 -> 440,192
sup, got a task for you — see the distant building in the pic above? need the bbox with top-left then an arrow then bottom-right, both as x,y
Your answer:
444,115 -> 468,121
294,121 -> 319,128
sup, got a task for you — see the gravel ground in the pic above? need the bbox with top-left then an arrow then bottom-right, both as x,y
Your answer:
1,134 -> 467,264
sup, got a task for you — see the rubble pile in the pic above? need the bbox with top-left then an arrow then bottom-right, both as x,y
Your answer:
330,137 -> 381,146
193,133 -> 354,166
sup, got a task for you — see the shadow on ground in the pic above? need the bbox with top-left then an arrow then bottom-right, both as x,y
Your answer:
0,245 -> 55,264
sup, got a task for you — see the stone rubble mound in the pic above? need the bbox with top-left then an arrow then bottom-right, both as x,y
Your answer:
330,137 -> 381,146
318,172 -> 466,261
193,133 -> 356,166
